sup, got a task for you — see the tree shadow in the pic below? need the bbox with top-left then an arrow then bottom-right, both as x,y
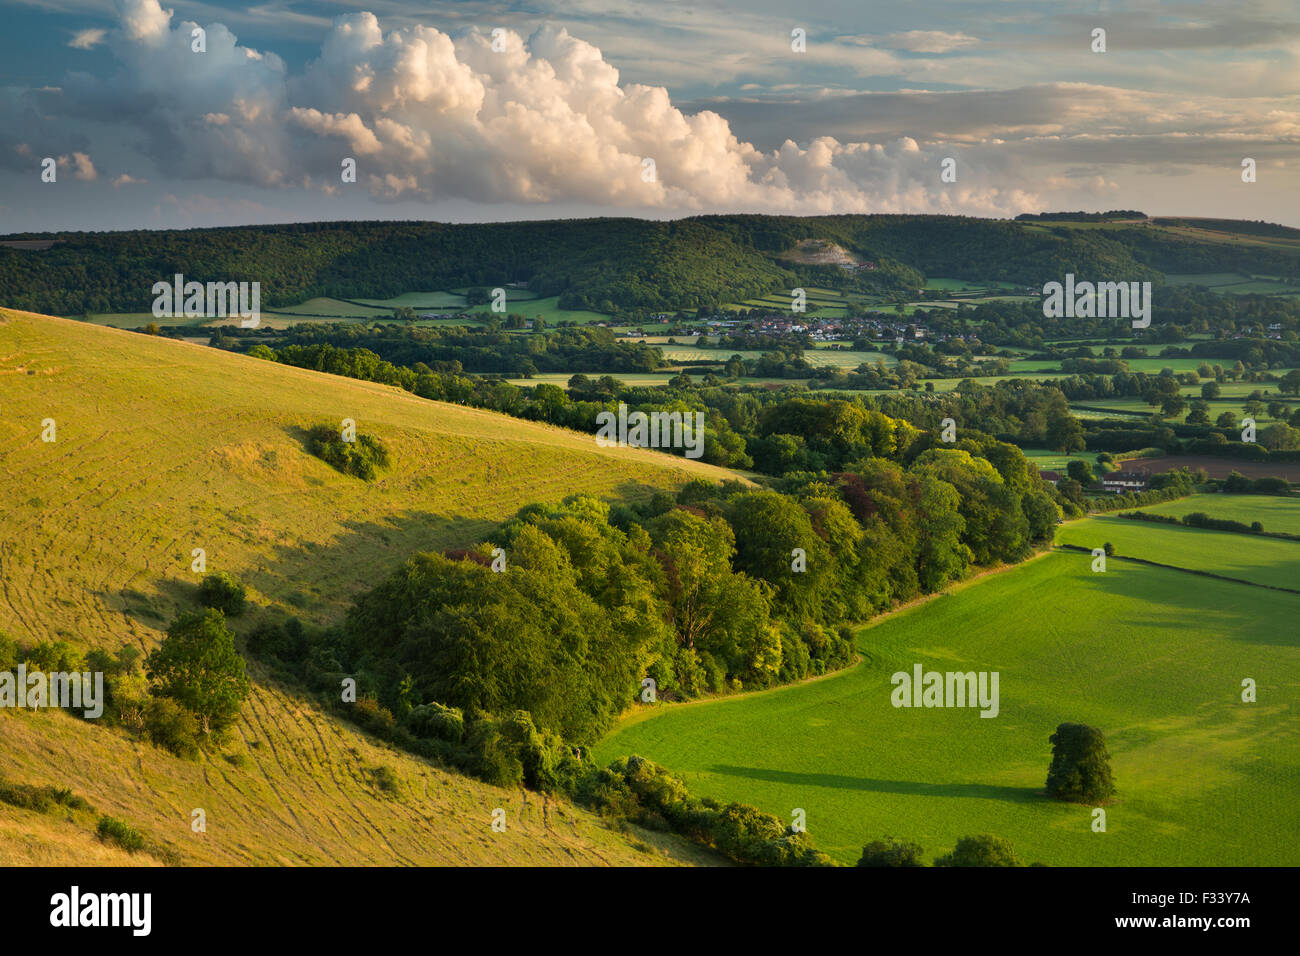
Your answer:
119,477 -> 677,633
710,764 -> 1040,804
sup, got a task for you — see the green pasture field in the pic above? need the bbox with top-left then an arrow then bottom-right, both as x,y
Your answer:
923,277 -> 1022,292
1055,516 -> 1300,590
1136,494 -> 1300,536
595,550 -> 1300,865
1019,448 -> 1103,472
461,295 -> 609,324
351,291 -> 472,308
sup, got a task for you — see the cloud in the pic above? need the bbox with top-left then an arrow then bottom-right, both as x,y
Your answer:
112,172 -> 146,186
58,151 -> 96,180
880,31 -> 980,54
69,28 -> 108,50
33,2 -> 1043,217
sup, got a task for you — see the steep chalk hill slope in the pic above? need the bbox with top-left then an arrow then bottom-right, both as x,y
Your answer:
0,310 -> 739,865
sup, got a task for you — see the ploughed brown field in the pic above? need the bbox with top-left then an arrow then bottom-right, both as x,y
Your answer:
1120,455 -> 1300,481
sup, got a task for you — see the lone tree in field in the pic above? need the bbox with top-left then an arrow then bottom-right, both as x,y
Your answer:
1046,722 -> 1115,803
146,608 -> 251,737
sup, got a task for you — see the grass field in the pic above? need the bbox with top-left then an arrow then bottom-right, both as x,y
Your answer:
594,550 -> 1300,865
1055,516 -> 1300,590
1140,494 -> 1300,534
1019,448 -> 1102,472
0,308 -> 744,866
652,345 -> 890,369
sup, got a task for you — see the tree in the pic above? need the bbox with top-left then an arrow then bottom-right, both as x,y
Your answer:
857,837 -> 926,867
1045,722 -> 1115,802
1066,459 -> 1094,485
1045,412 -> 1085,453
934,834 -> 1023,867
146,609 -> 251,736
1201,380 -> 1221,400
197,572 -> 246,616
726,491 -> 835,621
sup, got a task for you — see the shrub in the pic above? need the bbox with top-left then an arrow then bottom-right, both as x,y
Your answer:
368,765 -> 401,797
0,631 -> 16,671
96,816 -> 145,853
407,701 -> 465,743
935,834 -> 1023,867
108,673 -> 151,732
352,695 -> 396,734
465,720 -> 525,789
143,697 -> 201,759
197,572 -> 247,616
857,837 -> 926,867
306,424 -> 389,480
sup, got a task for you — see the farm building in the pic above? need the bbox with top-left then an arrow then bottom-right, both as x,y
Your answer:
1102,471 -> 1149,492
1038,470 -> 1062,485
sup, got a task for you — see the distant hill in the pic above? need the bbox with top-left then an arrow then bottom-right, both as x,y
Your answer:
4,214 -> 1300,318
0,308 -> 740,865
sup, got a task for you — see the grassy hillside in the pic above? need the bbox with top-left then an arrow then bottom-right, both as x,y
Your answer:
594,550 -> 1300,865
0,308 -> 743,866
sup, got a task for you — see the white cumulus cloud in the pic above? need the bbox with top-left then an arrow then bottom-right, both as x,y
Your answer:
47,1 -> 1043,216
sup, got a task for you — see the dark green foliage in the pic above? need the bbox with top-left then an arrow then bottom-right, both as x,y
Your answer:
578,755 -> 834,866
146,609 -> 251,737
1046,722 -> 1116,803
351,695 -> 396,735
857,837 -> 926,867
407,701 -> 465,743
143,697 -> 201,759
935,833 -> 1024,867
465,712 -> 582,792
1066,459 -> 1094,485
197,572 -> 247,616
95,816 -> 145,853
0,778 -> 92,814
305,423 -> 389,480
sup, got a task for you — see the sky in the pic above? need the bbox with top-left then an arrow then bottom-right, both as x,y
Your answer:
0,0 -> 1297,231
